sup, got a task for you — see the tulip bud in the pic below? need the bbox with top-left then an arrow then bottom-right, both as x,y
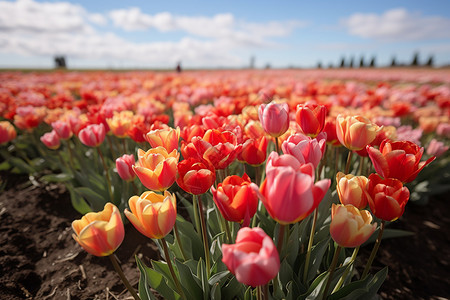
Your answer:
281,132 -> 327,169
336,114 -> 379,151
51,120 -> 73,140
40,130 -> 61,150
258,102 -> 290,137
0,121 -> 17,144
176,157 -> 215,195
295,103 -> 327,137
365,174 -> 410,222
145,127 -> 180,153
133,147 -> 179,192
222,227 -> 280,287
78,123 -> 106,147
336,172 -> 368,209
124,190 -> 177,239
72,203 -> 125,256
211,174 -> 259,227
330,204 -> 377,248
115,154 -> 136,181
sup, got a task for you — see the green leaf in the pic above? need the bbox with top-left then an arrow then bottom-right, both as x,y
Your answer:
306,237 -> 331,282
175,215 -> 203,260
174,259 -> 203,299
208,270 -> 230,286
221,276 -> 244,299
210,281 -> 222,300
40,173 -> 73,183
243,286 -> 254,300
152,260 -> 178,291
328,266 -> 388,300
136,257 -> 180,300
0,161 -> 11,171
135,256 -> 158,300
9,157 -> 35,174
67,186 -> 92,214
197,258 -> 210,300
74,186 -> 107,211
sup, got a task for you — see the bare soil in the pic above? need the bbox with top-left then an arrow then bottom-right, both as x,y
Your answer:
0,172 -> 449,299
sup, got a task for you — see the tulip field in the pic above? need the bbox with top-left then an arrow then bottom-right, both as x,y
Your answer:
0,68 -> 449,299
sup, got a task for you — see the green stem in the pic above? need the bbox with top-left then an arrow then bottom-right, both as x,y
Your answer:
254,164 -> 262,186
276,224 -> 286,255
345,150 -> 353,174
263,284 -> 269,300
257,285 -> 262,300
65,140 -> 75,169
106,135 -> 118,159
131,181 -> 139,195
192,194 -> 202,238
197,194 -> 211,278
97,147 -> 114,204
333,246 -> 360,293
358,155 -> 364,176
122,138 -> 127,154
275,137 -> 280,154
174,223 -> 187,261
224,218 -> 233,243
161,238 -> 186,300
334,147 -> 340,176
322,245 -> 342,300
362,221 -> 386,279
303,209 -> 318,283
109,254 -> 141,300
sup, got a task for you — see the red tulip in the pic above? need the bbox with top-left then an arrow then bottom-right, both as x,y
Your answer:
51,120 -> 73,140
295,103 -> 327,137
365,174 -> 410,222
211,174 -> 259,227
367,140 -> 435,183
238,136 -> 268,166
176,157 -> 215,195
281,132 -> 326,169
0,121 -> 16,144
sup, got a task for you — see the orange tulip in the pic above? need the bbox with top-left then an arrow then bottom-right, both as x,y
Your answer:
336,172 -> 368,209
124,190 -> 177,239
106,111 -> 133,138
336,114 -> 379,151
145,127 -> 180,152
330,204 -> 377,248
72,203 -> 125,257
133,147 -> 179,191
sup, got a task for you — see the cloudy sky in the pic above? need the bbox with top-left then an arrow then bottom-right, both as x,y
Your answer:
1,0 -> 449,69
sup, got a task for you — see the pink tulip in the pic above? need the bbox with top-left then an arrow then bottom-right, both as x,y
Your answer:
222,227 -> 280,287
78,123 -> 106,147
281,132 -> 327,169
40,130 -> 61,150
258,102 -> 290,137
426,139 -> 449,158
51,120 -> 73,140
258,152 -> 331,224
116,154 -> 136,181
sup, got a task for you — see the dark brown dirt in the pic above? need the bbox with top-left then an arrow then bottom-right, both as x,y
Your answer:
0,172 -> 449,299
0,173 -> 159,300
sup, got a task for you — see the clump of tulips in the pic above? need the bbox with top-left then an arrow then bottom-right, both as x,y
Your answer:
0,70 -> 448,299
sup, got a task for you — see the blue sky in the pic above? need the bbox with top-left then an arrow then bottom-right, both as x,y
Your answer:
1,0 -> 449,69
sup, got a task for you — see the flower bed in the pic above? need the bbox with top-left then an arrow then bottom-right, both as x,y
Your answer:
0,69 -> 449,299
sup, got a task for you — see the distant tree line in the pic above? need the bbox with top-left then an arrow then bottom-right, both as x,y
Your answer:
318,52 -> 434,69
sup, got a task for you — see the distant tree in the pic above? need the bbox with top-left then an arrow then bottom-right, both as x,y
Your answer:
369,56 -> 376,68
328,63 -> 334,69
339,57 -> 345,68
359,56 -> 365,68
54,56 -> 67,69
425,55 -> 434,67
411,52 -> 420,66
391,56 -> 397,67
317,62 -> 322,69
250,56 -> 255,69
349,57 -> 354,68
265,63 -> 271,69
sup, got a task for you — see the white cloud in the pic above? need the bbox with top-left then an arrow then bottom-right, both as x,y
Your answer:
0,0 -> 302,68
108,8 -> 303,47
342,8 -> 450,41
